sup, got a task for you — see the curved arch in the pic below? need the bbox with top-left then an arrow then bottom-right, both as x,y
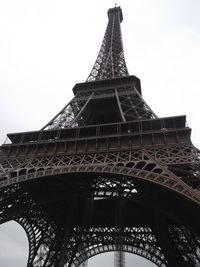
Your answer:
89,253 -> 158,267
16,217 -> 37,266
2,164 -> 199,205
69,244 -> 166,267
0,167 -> 199,266
16,210 -> 64,267
0,185 -> 61,267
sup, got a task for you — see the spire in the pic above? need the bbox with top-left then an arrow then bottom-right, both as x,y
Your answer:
87,6 -> 129,81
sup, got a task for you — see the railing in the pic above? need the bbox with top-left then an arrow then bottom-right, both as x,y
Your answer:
4,116 -> 187,146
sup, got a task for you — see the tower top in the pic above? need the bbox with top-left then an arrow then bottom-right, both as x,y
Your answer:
87,6 -> 127,81
107,6 -> 123,22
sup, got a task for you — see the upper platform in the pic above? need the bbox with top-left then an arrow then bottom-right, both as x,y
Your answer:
107,6 -> 123,22
73,75 -> 141,95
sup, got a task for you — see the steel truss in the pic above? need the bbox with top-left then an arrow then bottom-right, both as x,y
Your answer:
0,145 -> 200,200
0,5 -> 200,267
42,84 -> 157,130
87,6 -> 128,81
0,175 -> 200,266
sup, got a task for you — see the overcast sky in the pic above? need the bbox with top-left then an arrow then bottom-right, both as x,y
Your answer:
0,0 -> 200,266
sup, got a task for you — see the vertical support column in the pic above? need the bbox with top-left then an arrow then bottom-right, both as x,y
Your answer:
115,89 -> 126,122
114,199 -> 125,267
66,197 -> 94,267
114,250 -> 125,267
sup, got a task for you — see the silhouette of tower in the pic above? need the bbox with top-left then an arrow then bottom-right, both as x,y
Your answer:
0,5 -> 200,267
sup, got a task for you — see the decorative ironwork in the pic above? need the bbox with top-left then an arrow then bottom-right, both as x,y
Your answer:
0,5 -> 200,267
42,80 -> 157,130
87,6 -> 129,81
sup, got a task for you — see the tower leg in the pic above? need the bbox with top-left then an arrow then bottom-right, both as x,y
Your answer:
155,218 -> 199,267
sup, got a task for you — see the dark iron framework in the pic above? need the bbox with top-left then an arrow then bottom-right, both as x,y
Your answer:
0,6 -> 200,267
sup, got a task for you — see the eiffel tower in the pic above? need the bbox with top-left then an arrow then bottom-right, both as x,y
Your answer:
0,5 -> 200,267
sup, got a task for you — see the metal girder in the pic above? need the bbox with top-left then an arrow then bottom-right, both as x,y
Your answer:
0,5 -> 200,267
87,7 -> 128,81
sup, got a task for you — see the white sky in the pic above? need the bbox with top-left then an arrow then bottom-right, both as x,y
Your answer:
0,0 -> 200,266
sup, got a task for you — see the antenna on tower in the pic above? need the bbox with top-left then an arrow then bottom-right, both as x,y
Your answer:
115,3 -> 117,7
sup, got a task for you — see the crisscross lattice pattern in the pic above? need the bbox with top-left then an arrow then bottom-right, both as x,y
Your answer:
43,85 -> 157,130
87,7 -> 128,81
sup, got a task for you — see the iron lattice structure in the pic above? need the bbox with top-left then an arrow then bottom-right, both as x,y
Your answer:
0,6 -> 200,267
